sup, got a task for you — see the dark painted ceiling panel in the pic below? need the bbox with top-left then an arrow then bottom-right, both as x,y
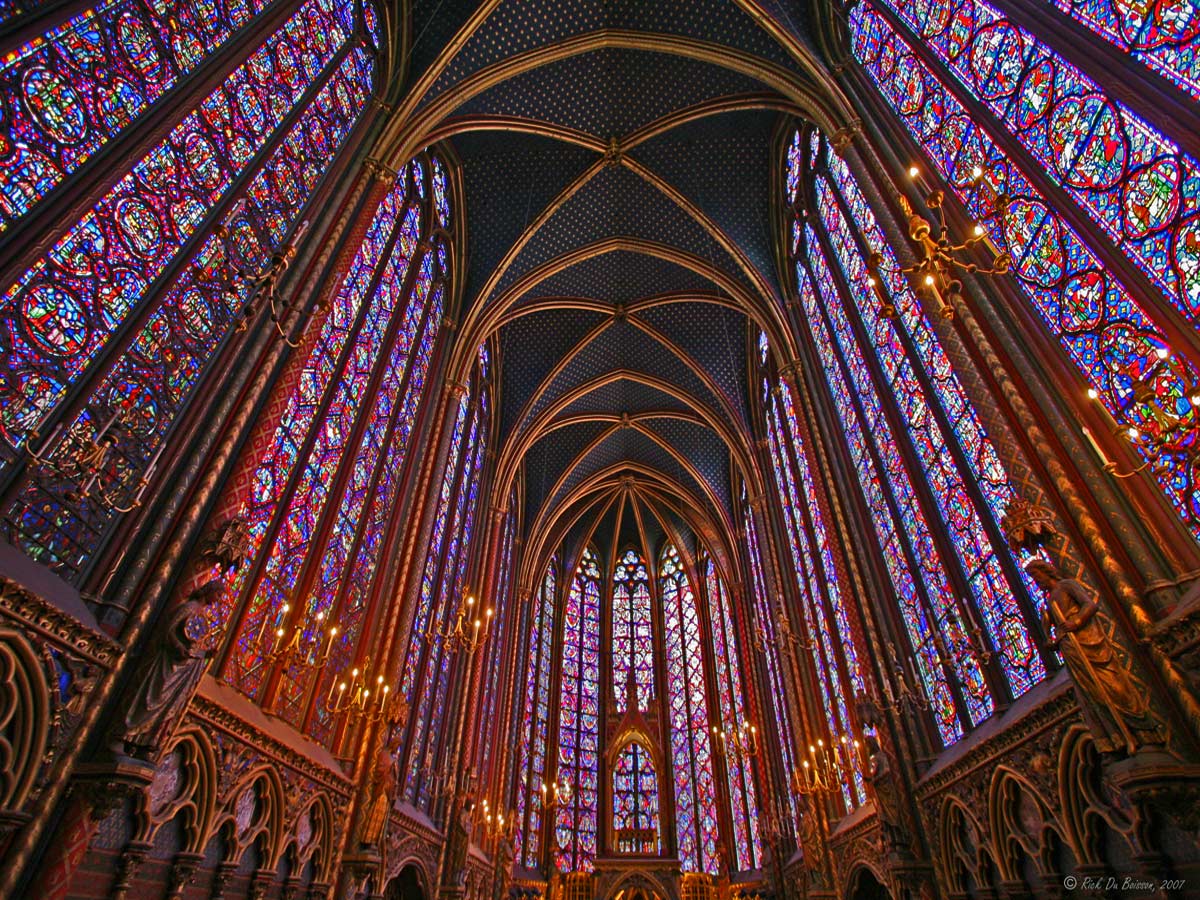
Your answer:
420,0 -> 800,106
455,132 -> 599,308
497,306 -> 610,437
450,49 -> 768,138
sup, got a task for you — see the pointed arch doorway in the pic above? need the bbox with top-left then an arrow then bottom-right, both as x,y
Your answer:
385,864 -> 427,900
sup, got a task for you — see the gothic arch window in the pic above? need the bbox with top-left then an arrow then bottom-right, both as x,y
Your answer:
784,126 -> 1050,744
742,496 -> 801,834
514,558 -> 557,868
1,0 -> 378,578
513,539 -> 760,875
612,547 -> 654,713
554,546 -> 602,872
476,507 -> 516,784
212,155 -> 448,747
398,344 -> 490,809
847,0 -> 1200,542
612,741 -> 660,854
702,555 -> 761,870
758,339 -> 866,811
660,543 -> 718,874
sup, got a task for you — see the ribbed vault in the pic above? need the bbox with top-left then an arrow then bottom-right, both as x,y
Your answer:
375,0 -> 856,583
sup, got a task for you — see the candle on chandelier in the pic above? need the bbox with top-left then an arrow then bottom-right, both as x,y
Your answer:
1081,426 -> 1113,469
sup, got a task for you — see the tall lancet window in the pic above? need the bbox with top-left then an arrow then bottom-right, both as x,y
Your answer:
612,742 -> 660,854
612,548 -> 654,712
742,495 -> 800,835
1047,0 -> 1200,96
848,0 -> 1200,542
554,547 -> 601,872
399,343 -> 490,809
515,560 -> 557,868
760,333 -> 865,810
477,509 -> 516,780
702,555 -> 762,870
660,543 -> 719,874
213,155 -> 448,744
785,128 -> 1049,744
1,0 -> 378,577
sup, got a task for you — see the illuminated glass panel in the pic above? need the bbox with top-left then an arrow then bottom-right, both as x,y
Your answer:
217,182 -> 418,695
555,547 -> 601,872
0,0 -> 280,230
877,0 -> 1200,324
796,245 -> 968,743
1,0 -> 355,467
612,547 -> 654,713
1048,0 -> 1200,98
477,512 -> 515,779
660,544 -> 718,874
516,562 -> 557,869
308,265 -> 443,744
812,138 -> 1046,698
850,1 -> 1200,541
612,742 -> 660,854
764,378 -> 865,809
398,391 -> 468,741
3,45 -> 374,575
271,253 -> 441,729
744,507 -> 801,832
703,557 -> 761,871
404,384 -> 487,809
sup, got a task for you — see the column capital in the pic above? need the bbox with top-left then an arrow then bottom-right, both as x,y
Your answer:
362,157 -> 399,185
830,120 -> 863,155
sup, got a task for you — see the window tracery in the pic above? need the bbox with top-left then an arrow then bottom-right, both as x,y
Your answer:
0,0 -> 377,578
660,543 -> 718,874
782,126 -> 1050,745
554,546 -> 601,872
515,559 -> 557,868
400,350 -> 490,809
848,0 -> 1200,542
612,547 -> 654,713
612,741 -> 660,855
702,556 -> 761,871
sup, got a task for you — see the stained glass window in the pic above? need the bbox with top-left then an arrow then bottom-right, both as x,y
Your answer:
515,560 -> 557,869
1047,0 -> 1200,98
1,0 -> 278,230
477,510 -> 516,782
612,742 -> 660,854
1,0 -> 378,579
400,352 -> 489,809
612,547 -> 654,713
703,556 -> 761,870
762,363 -> 864,810
848,0 -> 1200,542
660,543 -> 719,874
784,125 -> 1053,742
554,547 -> 601,872
743,503 -> 801,834
208,156 -> 451,747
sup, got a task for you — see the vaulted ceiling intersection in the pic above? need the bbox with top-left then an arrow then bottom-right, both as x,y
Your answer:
384,1 -> 852,583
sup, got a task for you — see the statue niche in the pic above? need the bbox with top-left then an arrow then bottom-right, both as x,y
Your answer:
112,517 -> 251,761
1025,559 -> 1165,757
